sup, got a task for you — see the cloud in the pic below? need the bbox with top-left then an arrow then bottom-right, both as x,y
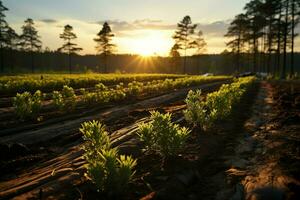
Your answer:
196,20 -> 230,37
93,19 -> 176,32
102,19 -> 230,38
40,19 -> 58,24
31,18 -> 232,54
39,18 -> 230,39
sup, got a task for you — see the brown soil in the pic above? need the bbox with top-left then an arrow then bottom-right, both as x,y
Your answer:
1,80 -> 298,200
0,81 -> 225,199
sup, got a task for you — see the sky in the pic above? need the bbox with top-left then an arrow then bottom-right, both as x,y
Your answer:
3,0 -> 298,56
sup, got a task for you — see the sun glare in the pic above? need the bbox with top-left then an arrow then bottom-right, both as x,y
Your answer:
129,30 -> 173,56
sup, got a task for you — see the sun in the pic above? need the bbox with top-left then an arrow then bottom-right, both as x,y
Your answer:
138,46 -> 154,57
128,30 -> 173,57
134,38 -> 157,56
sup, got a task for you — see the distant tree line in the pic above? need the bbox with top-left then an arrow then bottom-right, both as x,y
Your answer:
225,0 -> 300,78
1,48 -> 299,75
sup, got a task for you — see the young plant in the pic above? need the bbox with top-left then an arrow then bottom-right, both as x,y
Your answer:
52,90 -> 64,110
138,111 -> 190,157
80,120 -> 137,196
80,120 -> 111,159
128,81 -> 143,96
184,77 -> 255,130
183,89 -> 218,130
61,85 -> 76,109
95,83 -> 108,91
52,85 -> 76,110
12,90 -> 43,120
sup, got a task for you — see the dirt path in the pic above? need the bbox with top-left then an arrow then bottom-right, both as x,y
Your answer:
227,81 -> 300,200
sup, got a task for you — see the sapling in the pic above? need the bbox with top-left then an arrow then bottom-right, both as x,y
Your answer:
138,111 -> 190,157
183,76 -> 255,130
80,120 -> 137,196
13,90 -> 43,120
52,85 -> 76,110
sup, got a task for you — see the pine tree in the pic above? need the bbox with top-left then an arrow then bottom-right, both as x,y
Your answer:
244,0 -> 265,73
262,0 -> 280,74
191,30 -> 207,55
58,24 -> 82,74
225,14 -> 249,73
0,0 -> 9,73
6,26 -> 18,49
19,18 -> 42,73
275,1 -> 284,76
6,26 -> 18,73
290,0 -> 300,77
225,0 -> 300,77
173,16 -> 197,74
282,0 -> 290,79
94,22 -> 116,73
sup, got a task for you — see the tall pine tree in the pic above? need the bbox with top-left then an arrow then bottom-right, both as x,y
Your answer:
19,18 -> 42,73
173,16 -> 197,74
58,24 -> 82,74
0,1 -> 10,73
94,22 -> 115,73
225,14 -> 249,73
290,0 -> 300,77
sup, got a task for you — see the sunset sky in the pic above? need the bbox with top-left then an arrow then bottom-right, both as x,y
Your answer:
3,0 -> 299,56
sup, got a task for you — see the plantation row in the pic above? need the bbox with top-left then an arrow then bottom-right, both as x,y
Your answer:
184,76 -> 256,129
12,76 -> 229,120
79,76 -> 256,196
0,74 -> 186,95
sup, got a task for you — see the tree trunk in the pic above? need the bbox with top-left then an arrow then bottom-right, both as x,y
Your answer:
281,0 -> 289,79
10,49 -> 14,73
276,2 -> 283,77
69,53 -> 72,74
198,55 -> 201,74
253,36 -> 257,73
267,15 -> 273,74
103,54 -> 108,73
0,25 -> 3,73
183,48 -> 187,74
290,0 -> 295,77
237,31 -> 241,73
31,51 -> 34,73
0,47 -> 3,73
